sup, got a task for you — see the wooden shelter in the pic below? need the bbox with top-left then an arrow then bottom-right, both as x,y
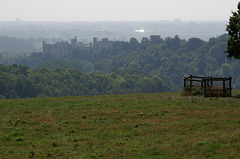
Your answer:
183,75 -> 232,97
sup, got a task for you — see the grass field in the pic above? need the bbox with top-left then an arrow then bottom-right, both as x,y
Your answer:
0,91 -> 240,158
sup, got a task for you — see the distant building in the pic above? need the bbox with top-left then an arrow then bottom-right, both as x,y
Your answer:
43,37 -> 81,56
42,35 -> 161,56
42,36 -> 114,56
71,36 -> 77,45
92,37 -> 114,48
42,41 -> 70,56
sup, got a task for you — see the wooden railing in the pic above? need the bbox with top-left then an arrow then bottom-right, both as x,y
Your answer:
183,75 -> 232,97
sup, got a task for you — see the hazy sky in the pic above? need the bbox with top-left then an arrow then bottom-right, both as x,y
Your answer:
0,0 -> 239,21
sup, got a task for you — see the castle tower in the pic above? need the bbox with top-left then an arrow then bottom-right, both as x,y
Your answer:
93,37 -> 97,46
71,36 -> 77,45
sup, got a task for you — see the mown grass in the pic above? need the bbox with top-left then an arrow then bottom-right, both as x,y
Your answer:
0,91 -> 240,158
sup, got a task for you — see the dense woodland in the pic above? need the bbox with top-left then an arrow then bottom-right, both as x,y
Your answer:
0,64 -> 173,99
1,34 -> 240,99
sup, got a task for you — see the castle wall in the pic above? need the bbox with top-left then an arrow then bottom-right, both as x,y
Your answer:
42,36 -> 115,56
43,41 -> 70,56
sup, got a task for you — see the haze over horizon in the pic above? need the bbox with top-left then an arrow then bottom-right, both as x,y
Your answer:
0,0 -> 239,22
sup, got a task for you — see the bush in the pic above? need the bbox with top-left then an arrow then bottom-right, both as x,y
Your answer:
0,95 -> 6,99
192,88 -> 204,96
182,87 -> 204,96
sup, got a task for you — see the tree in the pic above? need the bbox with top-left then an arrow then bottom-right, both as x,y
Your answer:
129,37 -> 139,49
187,38 -> 204,51
226,2 -> 240,59
165,35 -> 181,50
150,35 -> 163,44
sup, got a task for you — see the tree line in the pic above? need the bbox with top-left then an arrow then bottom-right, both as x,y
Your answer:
0,64 -> 174,99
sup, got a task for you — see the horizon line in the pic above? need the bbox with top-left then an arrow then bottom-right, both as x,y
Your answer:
0,19 -> 228,23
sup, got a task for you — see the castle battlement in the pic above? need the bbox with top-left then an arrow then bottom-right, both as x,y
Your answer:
42,36 -> 114,56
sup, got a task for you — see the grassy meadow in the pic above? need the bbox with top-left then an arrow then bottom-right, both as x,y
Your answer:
0,91 -> 240,158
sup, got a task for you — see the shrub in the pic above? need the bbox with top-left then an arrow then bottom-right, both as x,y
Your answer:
192,87 -> 204,96
182,87 -> 204,96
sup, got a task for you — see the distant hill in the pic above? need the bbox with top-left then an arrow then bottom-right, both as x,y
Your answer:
0,21 -> 227,41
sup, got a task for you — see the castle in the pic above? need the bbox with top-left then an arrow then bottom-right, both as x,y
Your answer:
42,36 -> 114,56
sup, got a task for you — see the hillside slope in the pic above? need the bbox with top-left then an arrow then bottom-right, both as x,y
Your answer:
0,92 -> 240,158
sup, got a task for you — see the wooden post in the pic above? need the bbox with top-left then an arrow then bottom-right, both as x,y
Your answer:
204,78 -> 206,97
206,76 -> 209,88
184,77 -> 186,88
229,76 -> 232,97
210,76 -> 213,88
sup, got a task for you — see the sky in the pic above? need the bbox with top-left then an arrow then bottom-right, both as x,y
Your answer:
0,0 -> 239,21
